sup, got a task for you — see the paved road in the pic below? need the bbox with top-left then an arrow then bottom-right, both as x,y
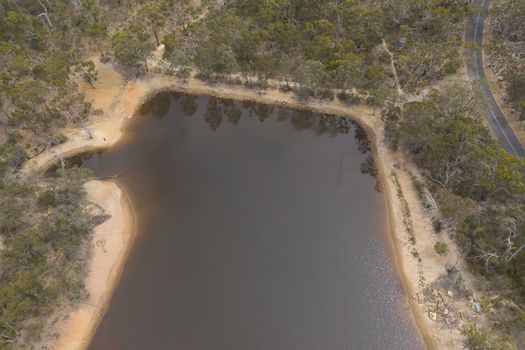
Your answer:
465,0 -> 525,157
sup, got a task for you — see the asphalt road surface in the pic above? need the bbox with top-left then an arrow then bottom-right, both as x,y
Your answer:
465,0 -> 525,157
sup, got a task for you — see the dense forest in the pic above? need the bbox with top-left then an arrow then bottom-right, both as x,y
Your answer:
162,0 -> 468,98
0,0 -> 524,348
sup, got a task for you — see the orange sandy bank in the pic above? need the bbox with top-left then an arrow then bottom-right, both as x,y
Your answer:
49,180 -> 134,350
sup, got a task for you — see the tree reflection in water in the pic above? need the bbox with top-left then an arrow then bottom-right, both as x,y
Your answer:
178,94 -> 198,116
199,95 -> 355,138
139,91 -> 172,118
137,92 -> 378,181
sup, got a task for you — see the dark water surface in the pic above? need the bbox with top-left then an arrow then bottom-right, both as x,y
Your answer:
82,93 -> 423,349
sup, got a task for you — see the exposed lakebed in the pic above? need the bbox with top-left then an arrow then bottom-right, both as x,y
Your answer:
74,92 -> 423,349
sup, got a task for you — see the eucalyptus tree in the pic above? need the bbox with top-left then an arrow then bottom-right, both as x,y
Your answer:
138,2 -> 167,46
332,55 -> 365,93
297,60 -> 328,93
111,25 -> 154,72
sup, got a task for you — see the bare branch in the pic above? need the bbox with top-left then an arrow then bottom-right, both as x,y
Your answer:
476,250 -> 499,271
36,0 -> 53,28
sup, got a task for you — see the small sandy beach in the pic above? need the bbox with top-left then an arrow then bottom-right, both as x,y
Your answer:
46,180 -> 134,350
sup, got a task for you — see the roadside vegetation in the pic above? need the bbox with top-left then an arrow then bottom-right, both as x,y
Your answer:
487,0 -> 525,124
384,81 -> 525,348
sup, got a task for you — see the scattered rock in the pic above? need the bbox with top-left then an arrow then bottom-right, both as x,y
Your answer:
445,317 -> 456,325
417,292 -> 425,304
397,37 -> 407,49
447,290 -> 453,298
473,302 -> 482,314
443,308 -> 449,315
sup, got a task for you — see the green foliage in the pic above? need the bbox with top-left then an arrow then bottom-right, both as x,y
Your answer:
0,1 -> 184,347
0,0 -> 519,346
137,2 -> 168,46
0,0 -> 134,160
389,82 -> 525,318
0,137 -> 28,172
459,323 -> 513,350
186,0 -> 399,96
10,80 -> 48,111
488,0 -> 525,122
296,60 -> 329,93
434,241 -> 448,255
332,55 -> 366,92
196,42 -> 238,75
0,167 -> 100,347
461,323 -> 492,349
161,0 -> 468,99
381,98 -> 402,150
10,55 -> 31,76
395,86 -> 525,202
383,0 -> 468,92
162,32 -> 177,60
111,26 -> 154,70
76,60 -> 98,88
32,59 -> 70,87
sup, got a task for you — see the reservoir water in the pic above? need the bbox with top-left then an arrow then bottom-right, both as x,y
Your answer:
79,92 -> 423,349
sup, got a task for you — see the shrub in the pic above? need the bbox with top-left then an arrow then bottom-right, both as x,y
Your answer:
279,84 -> 292,92
295,86 -> 314,101
37,190 -> 57,209
433,220 -> 443,233
318,88 -> 335,100
337,91 -> 361,104
460,324 -> 490,349
434,241 -> 448,255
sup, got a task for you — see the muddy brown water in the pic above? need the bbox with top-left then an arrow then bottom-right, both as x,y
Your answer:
76,92 -> 423,349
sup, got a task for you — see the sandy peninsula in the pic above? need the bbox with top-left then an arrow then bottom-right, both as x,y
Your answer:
24,48 -> 487,349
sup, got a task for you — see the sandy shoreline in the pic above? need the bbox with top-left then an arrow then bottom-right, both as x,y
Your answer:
26,56 -> 477,349
46,180 -> 135,350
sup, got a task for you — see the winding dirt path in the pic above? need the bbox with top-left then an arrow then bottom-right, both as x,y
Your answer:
383,39 -> 404,97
